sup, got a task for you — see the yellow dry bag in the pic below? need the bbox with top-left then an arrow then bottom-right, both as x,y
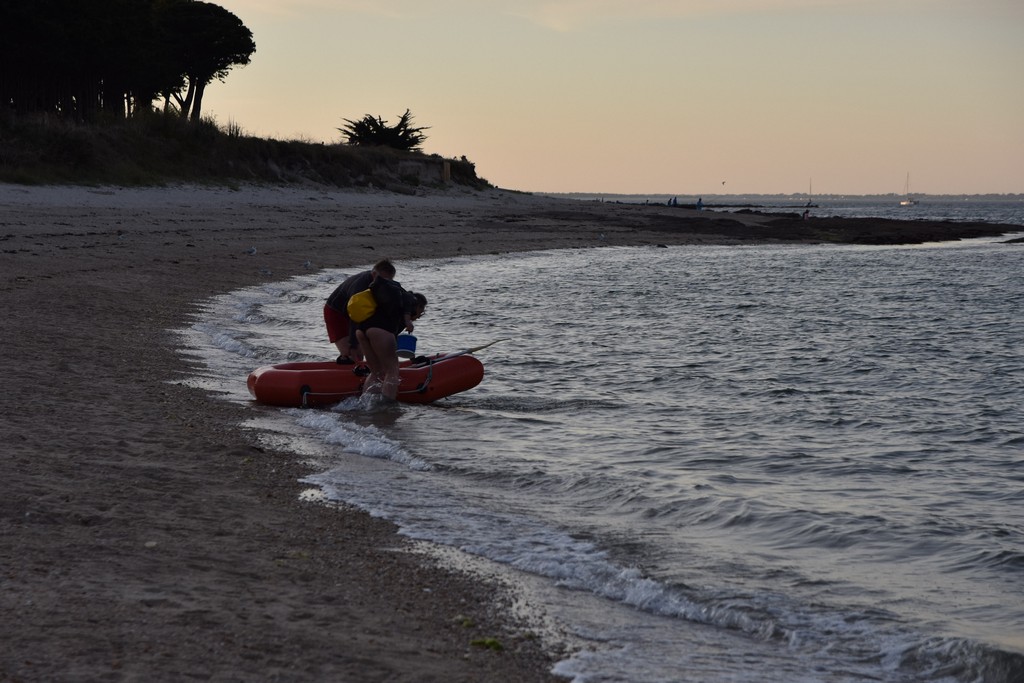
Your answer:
346,288 -> 377,323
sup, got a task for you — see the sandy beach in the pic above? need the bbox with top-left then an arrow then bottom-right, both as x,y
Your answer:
1,183 -> 1017,682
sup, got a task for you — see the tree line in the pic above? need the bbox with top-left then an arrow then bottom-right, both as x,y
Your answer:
0,0 -> 255,122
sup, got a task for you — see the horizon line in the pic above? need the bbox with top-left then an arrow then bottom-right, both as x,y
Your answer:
533,191 -> 1024,199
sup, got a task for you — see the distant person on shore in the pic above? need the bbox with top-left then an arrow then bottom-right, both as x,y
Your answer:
356,279 -> 427,402
696,197 -> 704,211
323,258 -> 396,364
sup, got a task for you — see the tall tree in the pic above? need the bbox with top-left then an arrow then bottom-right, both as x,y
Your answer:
158,0 -> 255,120
1,0 -> 254,122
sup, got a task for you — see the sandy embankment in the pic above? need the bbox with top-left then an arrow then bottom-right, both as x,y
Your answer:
1,183 -> 1017,681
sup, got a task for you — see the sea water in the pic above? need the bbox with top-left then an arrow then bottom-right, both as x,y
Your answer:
179,212 -> 1024,683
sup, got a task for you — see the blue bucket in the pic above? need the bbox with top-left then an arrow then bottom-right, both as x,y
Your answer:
396,334 -> 417,359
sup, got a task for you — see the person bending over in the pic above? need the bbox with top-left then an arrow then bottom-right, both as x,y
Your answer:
323,258 -> 396,363
356,278 -> 427,402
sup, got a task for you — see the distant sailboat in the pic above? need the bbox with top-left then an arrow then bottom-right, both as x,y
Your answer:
900,173 -> 917,206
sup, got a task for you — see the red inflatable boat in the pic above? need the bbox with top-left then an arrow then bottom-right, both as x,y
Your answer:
247,352 -> 485,407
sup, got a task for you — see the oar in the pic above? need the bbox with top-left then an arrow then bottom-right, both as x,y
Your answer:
434,338 -> 508,362
465,338 -> 508,354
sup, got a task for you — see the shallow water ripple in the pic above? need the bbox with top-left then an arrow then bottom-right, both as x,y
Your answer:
183,238 -> 1024,682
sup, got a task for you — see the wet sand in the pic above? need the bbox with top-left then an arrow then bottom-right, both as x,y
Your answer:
0,183 -> 1017,681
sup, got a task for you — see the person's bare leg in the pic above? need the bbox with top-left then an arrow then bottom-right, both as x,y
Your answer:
364,328 -> 399,400
355,330 -> 382,393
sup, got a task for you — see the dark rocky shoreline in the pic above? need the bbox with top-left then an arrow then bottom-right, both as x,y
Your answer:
531,200 -> 1022,246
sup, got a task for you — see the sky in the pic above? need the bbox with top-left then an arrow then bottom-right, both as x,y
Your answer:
202,0 -> 1024,196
